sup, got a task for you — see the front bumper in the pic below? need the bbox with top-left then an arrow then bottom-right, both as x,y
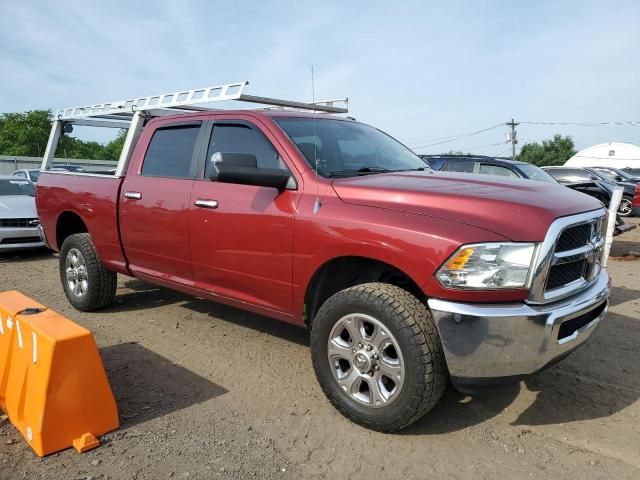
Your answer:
0,226 -> 45,251
37,224 -> 51,249
428,269 -> 610,391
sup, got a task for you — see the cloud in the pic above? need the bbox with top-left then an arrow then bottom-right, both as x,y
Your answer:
1,0 -> 638,152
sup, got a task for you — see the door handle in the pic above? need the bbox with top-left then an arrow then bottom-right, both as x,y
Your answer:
124,191 -> 142,200
194,199 -> 219,209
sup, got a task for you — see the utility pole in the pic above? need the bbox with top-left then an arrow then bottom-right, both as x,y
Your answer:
506,118 -> 519,160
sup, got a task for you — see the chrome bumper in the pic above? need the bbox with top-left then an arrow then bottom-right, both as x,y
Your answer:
0,226 -> 45,251
428,269 -> 610,390
37,224 -> 51,249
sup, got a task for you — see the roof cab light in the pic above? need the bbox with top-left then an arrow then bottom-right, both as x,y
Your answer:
436,243 -> 537,290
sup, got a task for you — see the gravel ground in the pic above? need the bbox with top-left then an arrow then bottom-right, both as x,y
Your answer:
1,218 -> 639,479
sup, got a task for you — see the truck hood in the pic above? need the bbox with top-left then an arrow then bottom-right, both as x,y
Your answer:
332,171 -> 604,241
0,195 -> 37,219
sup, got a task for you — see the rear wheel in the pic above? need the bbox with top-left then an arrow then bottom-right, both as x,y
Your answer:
310,283 -> 447,432
618,197 -> 633,217
59,233 -> 117,311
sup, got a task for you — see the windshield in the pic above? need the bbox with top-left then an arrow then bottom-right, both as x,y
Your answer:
604,167 -> 636,181
590,168 -> 620,182
0,179 -> 36,196
517,164 -> 557,183
274,118 -> 430,177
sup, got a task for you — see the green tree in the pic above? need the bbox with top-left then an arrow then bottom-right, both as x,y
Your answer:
101,130 -> 127,160
517,134 -> 576,166
441,150 -> 469,156
0,109 -> 126,160
0,110 -> 53,156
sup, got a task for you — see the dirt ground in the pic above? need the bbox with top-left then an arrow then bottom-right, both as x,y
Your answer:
1,219 -> 639,480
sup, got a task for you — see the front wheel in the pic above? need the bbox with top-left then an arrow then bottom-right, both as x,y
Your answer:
310,283 -> 447,432
618,196 -> 633,217
59,233 -> 117,311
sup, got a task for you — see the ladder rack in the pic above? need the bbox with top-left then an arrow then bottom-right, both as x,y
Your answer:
42,81 -> 349,176
55,80 -> 348,123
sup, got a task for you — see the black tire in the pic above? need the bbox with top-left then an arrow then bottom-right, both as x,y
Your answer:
310,283 -> 447,432
59,233 -> 117,311
618,196 -> 633,217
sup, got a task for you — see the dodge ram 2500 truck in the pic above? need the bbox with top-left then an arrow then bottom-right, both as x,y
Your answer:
36,83 -> 611,432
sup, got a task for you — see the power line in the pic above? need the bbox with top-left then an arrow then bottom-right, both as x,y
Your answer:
410,123 -> 504,149
465,141 -> 507,151
521,121 -> 640,127
411,119 -> 640,153
495,147 -> 513,157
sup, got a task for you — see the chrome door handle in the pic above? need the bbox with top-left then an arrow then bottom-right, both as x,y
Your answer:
194,199 -> 219,209
124,191 -> 142,200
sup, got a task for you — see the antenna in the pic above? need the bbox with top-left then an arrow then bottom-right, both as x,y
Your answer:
312,66 -> 321,215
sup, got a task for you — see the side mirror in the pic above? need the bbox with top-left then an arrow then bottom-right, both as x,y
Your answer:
208,152 -> 257,181
208,152 -> 294,190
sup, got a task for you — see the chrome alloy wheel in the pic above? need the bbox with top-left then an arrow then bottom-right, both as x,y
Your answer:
65,248 -> 88,297
327,313 -> 405,408
618,198 -> 632,216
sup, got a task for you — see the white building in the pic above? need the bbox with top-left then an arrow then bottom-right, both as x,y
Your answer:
565,142 -> 640,168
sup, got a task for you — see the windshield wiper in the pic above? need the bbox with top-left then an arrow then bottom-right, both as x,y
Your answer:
328,166 -> 391,177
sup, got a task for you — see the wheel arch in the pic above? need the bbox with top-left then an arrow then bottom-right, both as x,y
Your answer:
55,211 -> 88,250
303,256 -> 424,327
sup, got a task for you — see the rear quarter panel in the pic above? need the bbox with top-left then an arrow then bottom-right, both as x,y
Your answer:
36,173 -> 128,273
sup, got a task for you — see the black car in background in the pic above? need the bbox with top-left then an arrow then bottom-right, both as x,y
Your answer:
419,155 -> 635,233
543,166 -> 637,216
419,155 -> 558,182
589,166 -> 640,184
623,167 -> 640,178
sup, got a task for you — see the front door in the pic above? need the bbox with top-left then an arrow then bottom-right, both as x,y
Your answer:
189,118 -> 298,314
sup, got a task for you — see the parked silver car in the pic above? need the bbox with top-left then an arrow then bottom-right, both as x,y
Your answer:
0,176 -> 44,251
11,168 -> 42,183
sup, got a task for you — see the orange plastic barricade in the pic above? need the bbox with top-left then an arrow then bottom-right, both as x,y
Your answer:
0,290 -> 118,456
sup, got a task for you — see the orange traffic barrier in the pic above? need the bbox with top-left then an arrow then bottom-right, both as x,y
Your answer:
0,290 -> 118,456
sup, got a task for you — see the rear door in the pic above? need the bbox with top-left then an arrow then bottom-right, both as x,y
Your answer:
189,117 -> 298,314
120,121 -> 204,284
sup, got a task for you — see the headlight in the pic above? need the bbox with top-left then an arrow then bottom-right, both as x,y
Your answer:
436,243 -> 537,289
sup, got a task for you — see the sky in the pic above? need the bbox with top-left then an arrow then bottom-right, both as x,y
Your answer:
1,0 -> 639,156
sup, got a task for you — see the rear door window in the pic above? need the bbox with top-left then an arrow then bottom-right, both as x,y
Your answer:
546,168 -> 572,181
443,161 -> 475,173
141,124 -> 201,178
568,169 -> 592,182
478,164 -> 519,178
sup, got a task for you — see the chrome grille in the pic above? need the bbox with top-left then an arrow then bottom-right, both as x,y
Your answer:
555,223 -> 591,252
0,218 -> 39,228
544,216 -> 604,298
528,210 -> 607,304
547,259 -> 587,290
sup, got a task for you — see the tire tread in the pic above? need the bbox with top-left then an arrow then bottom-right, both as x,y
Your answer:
59,233 -> 117,311
310,282 -> 447,432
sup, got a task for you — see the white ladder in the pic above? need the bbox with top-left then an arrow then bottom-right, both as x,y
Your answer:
43,81 -> 349,176
55,81 -> 348,122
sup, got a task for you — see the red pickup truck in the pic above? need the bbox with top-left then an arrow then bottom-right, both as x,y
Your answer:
36,87 -> 611,432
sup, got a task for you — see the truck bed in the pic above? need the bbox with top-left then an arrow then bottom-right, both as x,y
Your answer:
36,172 -> 129,274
